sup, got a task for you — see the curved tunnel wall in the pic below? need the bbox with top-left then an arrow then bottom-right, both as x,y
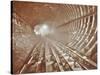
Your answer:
11,1 -> 97,74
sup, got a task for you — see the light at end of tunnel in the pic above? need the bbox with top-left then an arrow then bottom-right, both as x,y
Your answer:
34,24 -> 52,36
42,24 -> 48,30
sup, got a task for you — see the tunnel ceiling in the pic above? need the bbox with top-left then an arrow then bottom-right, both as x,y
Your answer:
13,1 -> 94,27
12,1 -> 97,74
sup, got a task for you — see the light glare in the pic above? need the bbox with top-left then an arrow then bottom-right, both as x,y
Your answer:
34,24 -> 51,36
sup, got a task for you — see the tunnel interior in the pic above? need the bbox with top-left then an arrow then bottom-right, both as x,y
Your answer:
11,1 -> 97,74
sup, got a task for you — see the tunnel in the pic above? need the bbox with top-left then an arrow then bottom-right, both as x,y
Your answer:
11,1 -> 97,74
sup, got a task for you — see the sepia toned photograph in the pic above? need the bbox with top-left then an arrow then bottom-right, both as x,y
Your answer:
11,1 -> 97,74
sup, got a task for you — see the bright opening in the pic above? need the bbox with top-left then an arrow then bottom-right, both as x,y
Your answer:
34,24 -> 52,36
